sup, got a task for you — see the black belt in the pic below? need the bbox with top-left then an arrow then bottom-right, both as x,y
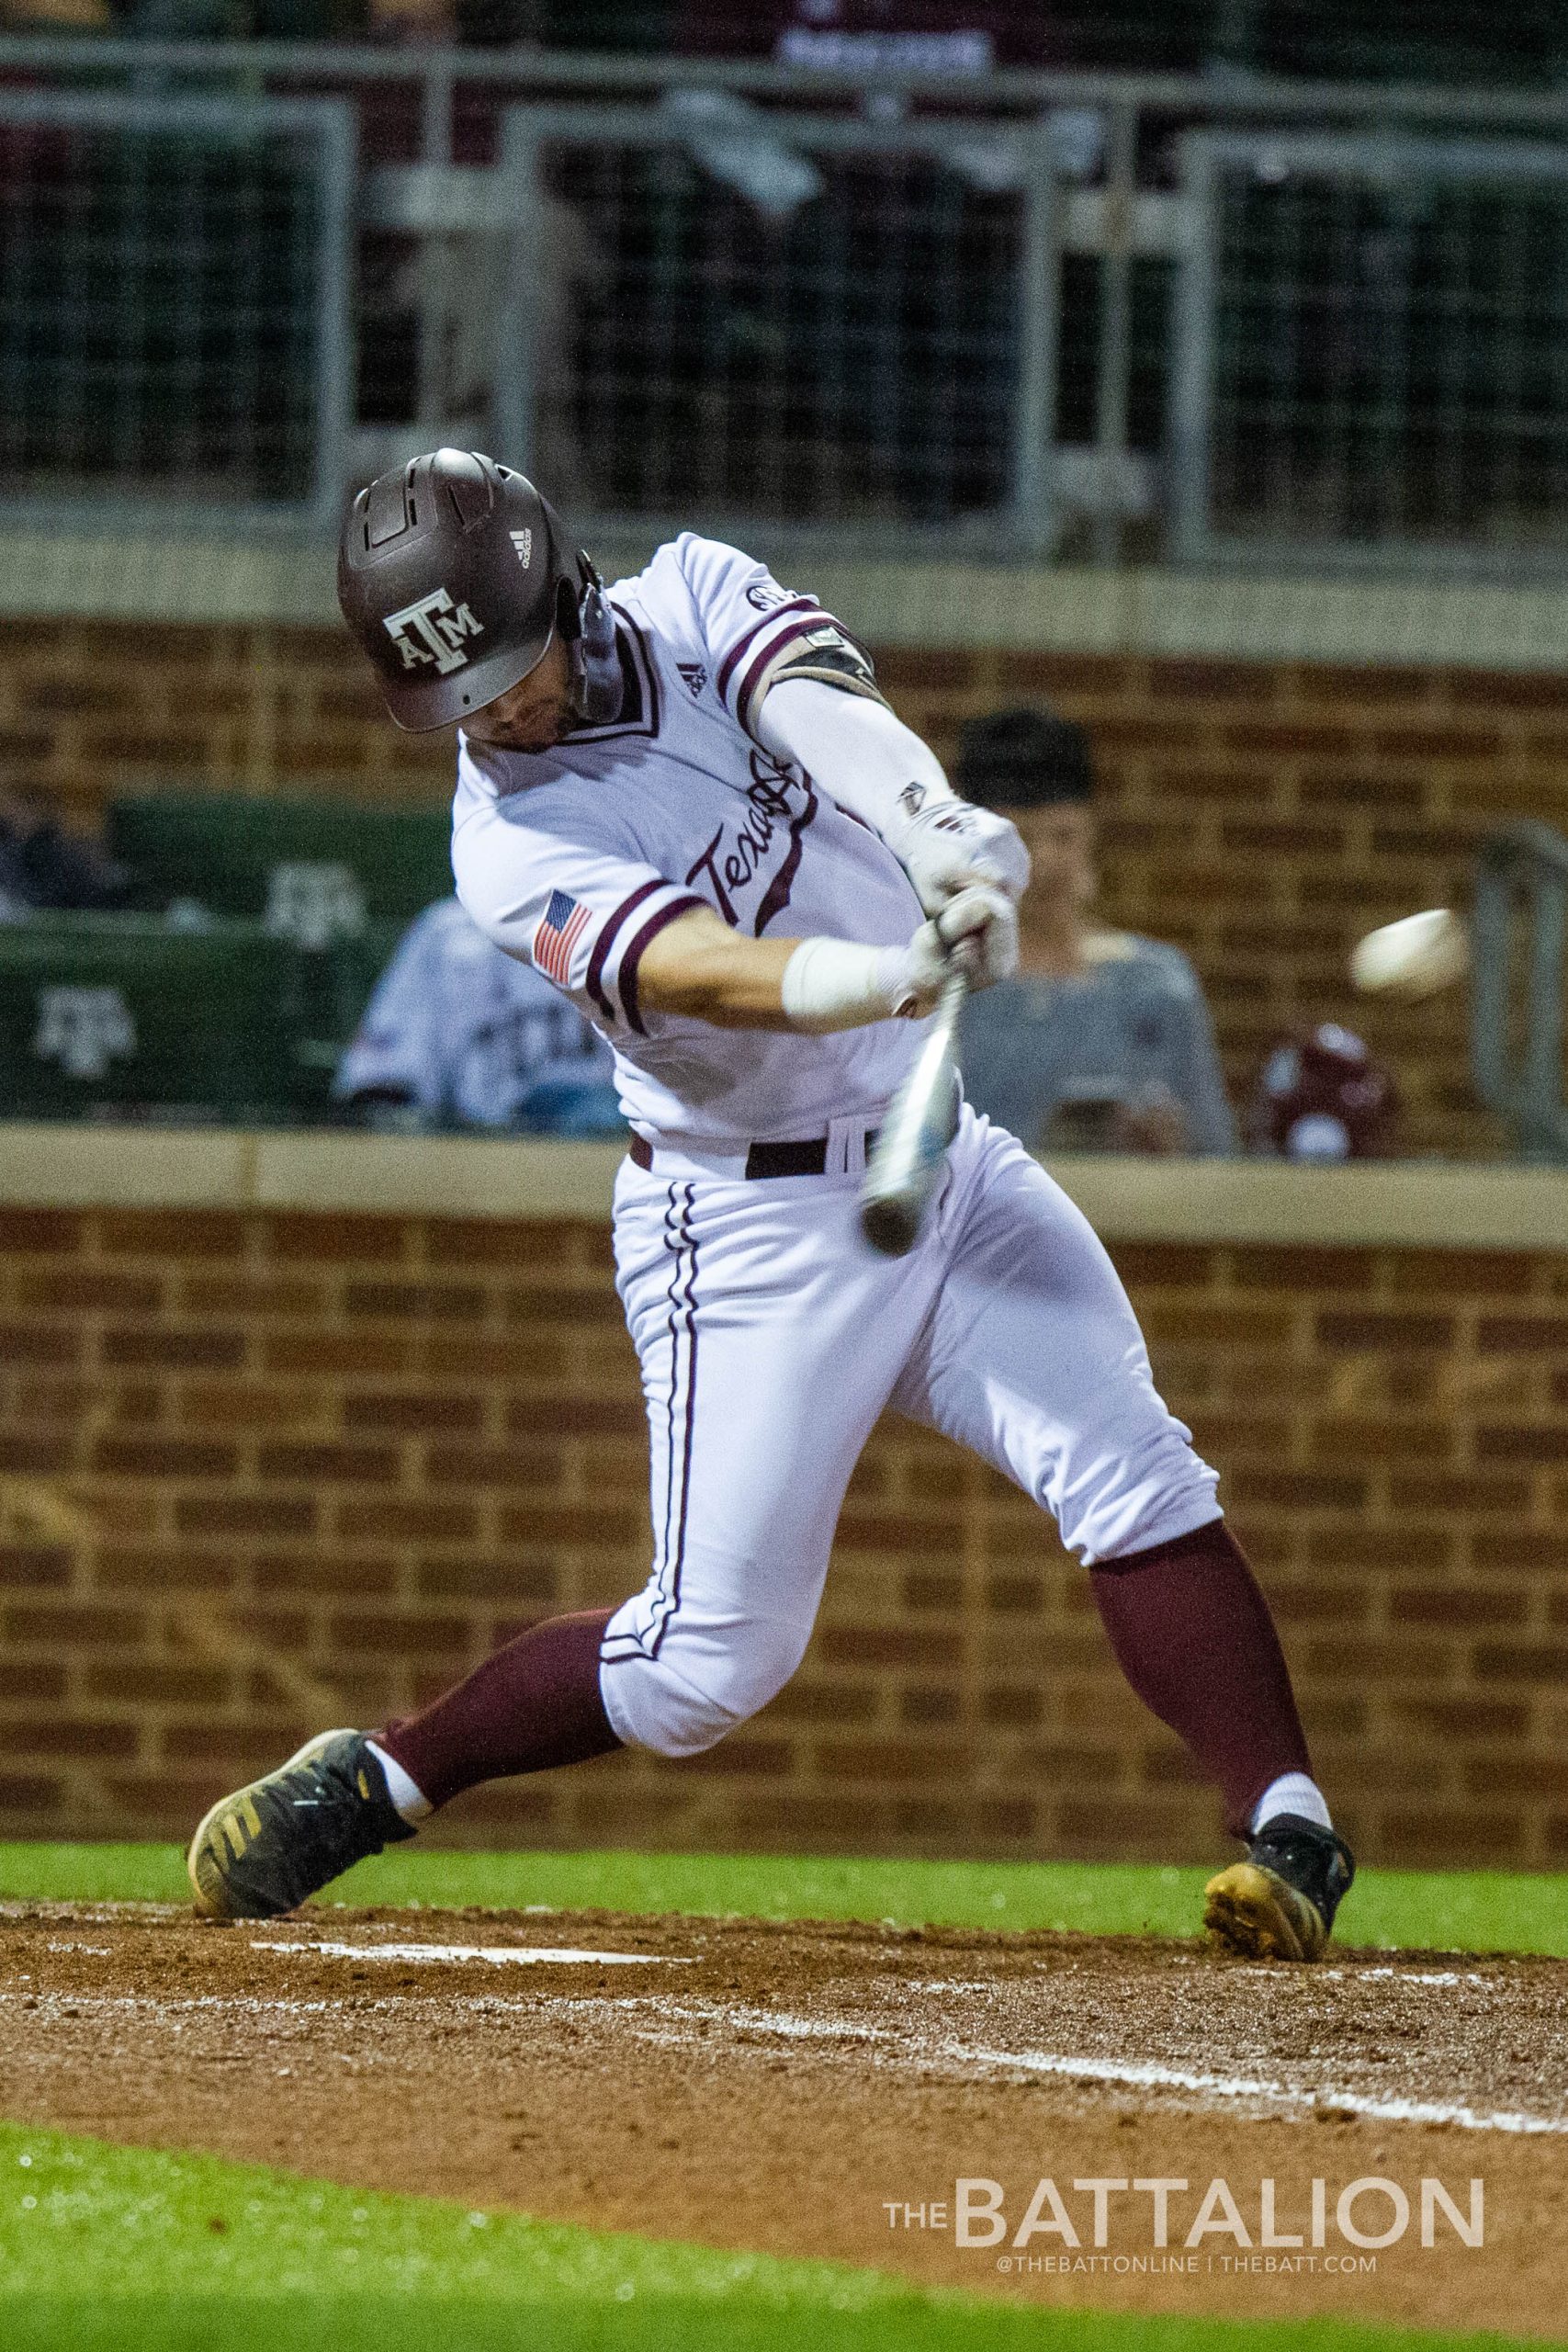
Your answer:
629,1129 -> 877,1179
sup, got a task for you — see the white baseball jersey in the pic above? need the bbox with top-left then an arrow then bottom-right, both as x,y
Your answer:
333,896 -> 618,1131
451,534 -> 928,1145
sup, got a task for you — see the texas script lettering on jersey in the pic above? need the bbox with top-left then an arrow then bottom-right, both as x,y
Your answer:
682,758 -> 818,933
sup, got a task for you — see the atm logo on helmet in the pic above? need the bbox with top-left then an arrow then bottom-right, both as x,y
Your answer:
383,586 -> 486,675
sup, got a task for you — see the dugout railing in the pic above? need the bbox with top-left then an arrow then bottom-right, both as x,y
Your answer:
7,39 -> 1568,572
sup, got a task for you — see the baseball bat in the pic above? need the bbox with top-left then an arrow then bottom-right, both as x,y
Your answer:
859,963 -> 968,1258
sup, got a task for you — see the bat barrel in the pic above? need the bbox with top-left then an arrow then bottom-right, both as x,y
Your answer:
858,967 -> 968,1259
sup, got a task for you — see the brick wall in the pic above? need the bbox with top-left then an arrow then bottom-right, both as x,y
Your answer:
2,1201 -> 1564,1870
4,616 -> 1561,1155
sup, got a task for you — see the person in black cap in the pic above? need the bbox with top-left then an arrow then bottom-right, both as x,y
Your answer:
955,706 -> 1236,1157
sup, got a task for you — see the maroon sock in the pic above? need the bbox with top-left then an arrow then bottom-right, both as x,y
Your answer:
1089,1519 -> 1313,1839
376,1607 -> 622,1811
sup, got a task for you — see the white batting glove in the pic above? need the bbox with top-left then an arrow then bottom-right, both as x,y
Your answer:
778,885 -> 1018,1034
886,882 -> 1019,1016
895,796 -> 1031,915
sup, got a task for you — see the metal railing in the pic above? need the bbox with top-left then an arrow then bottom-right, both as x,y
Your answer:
6,39 -> 1568,567
1472,822 -> 1568,1165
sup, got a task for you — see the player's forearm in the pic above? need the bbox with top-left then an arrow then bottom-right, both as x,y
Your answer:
632,897 -> 1016,1035
756,678 -> 954,843
635,908 -> 804,1029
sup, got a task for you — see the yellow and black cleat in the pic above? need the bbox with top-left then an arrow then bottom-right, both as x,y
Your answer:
187,1729 -> 414,1922
1203,1814 -> 1355,1963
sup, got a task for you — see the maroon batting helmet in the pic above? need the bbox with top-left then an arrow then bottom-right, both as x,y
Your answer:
1248,1024 -> 1397,1160
336,448 -> 617,733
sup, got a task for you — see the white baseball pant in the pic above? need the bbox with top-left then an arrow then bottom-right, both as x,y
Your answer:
599,1106 -> 1220,1758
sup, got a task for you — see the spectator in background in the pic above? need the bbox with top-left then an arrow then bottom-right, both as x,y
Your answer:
955,707 -> 1237,1157
0,792 -> 130,918
334,896 -> 624,1136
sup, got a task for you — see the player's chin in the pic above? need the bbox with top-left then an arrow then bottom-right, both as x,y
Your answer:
471,709 -> 571,752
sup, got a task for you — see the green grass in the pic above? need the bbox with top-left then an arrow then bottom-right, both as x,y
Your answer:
0,2122 -> 1543,2352
2,1841 -> 1566,1958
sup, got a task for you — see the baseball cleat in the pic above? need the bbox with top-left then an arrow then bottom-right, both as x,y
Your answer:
186,1729 -> 414,1923
1202,1813 -> 1356,1963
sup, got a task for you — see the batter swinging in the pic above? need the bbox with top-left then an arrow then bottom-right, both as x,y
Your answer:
189,451 -> 1354,1962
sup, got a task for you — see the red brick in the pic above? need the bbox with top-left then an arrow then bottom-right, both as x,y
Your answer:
344,1280 -> 486,1321
1232,1246 -> 1369,1291
423,1219 -> 586,1270
819,1627 -> 955,1669
1390,1472 -> 1533,1515
81,1661 -> 231,1705
0,1433 -> 73,1475
424,1443 -> 561,1490
98,1211 -> 245,1260
1391,1585 -> 1527,1628
326,1611 -> 469,1657
414,1557 -> 558,1604
1478,1315 -> 1568,1351
763,1680 -> 880,1725
1316,1310 -> 1453,1351
0,1322 -> 80,1365
180,1273 -> 326,1318
18,1269 -> 164,1314
0,1209 -> 86,1253
1473,1641 -> 1568,1682
94,1548 -> 235,1594
343,1498 -> 479,1543
683,1738 -> 795,1778
0,1545 -> 73,1589
264,1212 -> 414,1264
255,1441 -> 400,1485
264,1331 -> 411,1375
1390,1698 -> 1529,1741
343,1390 -> 486,1433
816,1739 -> 970,1783
104,1327 -> 245,1370
1226,1469 -> 1369,1511
0,1658 -> 67,1701
174,1495 -> 315,1537
0,1719 -> 138,1758
1476,1427 -> 1568,1465
1292,663 -> 1438,704
0,1775 -> 64,1810
90,1435 -> 239,1479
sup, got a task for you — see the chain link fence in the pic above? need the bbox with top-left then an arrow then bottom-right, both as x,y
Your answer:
6,43 -> 1568,574
0,93 -> 354,527
497,110 -> 1055,546
1170,132 -> 1568,573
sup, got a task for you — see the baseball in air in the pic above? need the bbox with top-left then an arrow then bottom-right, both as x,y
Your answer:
1348,908 -> 1469,1000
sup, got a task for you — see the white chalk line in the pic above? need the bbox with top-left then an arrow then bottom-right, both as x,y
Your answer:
640,1999 -> 1568,2140
252,1939 -> 678,1969
6,1973 -> 1562,2140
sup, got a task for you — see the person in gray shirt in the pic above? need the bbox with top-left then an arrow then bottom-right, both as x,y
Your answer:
956,707 -> 1237,1156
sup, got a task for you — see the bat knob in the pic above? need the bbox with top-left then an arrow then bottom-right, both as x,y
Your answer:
860,1193 -> 920,1258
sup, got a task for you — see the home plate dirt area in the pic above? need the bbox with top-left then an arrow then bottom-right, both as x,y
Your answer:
3,1904 -> 1566,2336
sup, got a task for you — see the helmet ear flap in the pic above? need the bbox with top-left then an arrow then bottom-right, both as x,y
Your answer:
569,560 -> 622,726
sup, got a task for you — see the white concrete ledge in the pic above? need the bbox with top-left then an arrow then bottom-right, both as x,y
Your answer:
8,529 -> 1568,673
2,1124 -> 1566,1249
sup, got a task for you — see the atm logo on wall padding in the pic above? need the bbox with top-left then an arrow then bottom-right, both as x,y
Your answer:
35,986 -> 137,1080
383,585 -> 486,675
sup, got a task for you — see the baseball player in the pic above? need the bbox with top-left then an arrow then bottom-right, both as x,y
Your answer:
188,449 -> 1353,1962
334,893 -> 622,1134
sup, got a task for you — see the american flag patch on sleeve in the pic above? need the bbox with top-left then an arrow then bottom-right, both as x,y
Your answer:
533,888 -> 592,985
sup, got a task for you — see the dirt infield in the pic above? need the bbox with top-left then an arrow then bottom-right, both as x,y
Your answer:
3,1901 -> 1566,2336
